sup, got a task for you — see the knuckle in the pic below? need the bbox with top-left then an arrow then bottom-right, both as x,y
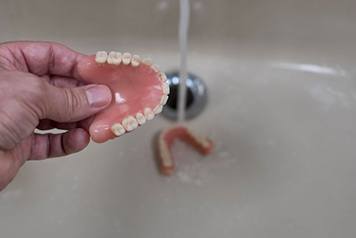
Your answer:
63,88 -> 83,114
0,109 -> 21,150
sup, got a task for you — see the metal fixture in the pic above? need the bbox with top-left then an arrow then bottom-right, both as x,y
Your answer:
162,71 -> 208,120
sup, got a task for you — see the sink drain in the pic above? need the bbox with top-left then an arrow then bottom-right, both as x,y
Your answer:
162,71 -> 208,120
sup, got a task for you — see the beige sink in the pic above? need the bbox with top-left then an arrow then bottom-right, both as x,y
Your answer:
1,0 -> 356,237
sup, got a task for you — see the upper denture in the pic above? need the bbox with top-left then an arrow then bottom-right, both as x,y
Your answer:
78,51 -> 170,143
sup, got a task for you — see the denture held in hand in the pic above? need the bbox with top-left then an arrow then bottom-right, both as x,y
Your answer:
157,125 -> 214,176
78,51 -> 170,143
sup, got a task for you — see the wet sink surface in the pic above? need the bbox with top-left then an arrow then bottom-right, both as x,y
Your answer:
1,45 -> 356,237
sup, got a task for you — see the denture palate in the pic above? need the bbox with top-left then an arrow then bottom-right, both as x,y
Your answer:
157,125 -> 214,176
77,51 -> 170,143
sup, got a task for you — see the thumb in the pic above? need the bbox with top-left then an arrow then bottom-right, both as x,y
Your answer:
45,84 -> 112,122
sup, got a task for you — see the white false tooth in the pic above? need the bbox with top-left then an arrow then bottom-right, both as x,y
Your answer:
136,112 -> 146,125
111,123 -> 126,136
129,117 -> 139,130
131,55 -> 140,67
159,141 -> 173,166
160,72 -> 167,82
143,58 -> 152,65
122,52 -> 132,65
159,138 -> 165,148
107,51 -> 122,65
201,139 -> 211,148
122,117 -> 131,131
153,105 -> 163,114
160,95 -> 169,105
162,153 -> 173,167
144,107 -> 154,120
95,51 -> 108,63
162,83 -> 170,95
122,116 -> 136,131
151,64 -> 160,72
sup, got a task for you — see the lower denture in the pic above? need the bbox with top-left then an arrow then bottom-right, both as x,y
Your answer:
157,125 -> 214,176
78,51 -> 169,143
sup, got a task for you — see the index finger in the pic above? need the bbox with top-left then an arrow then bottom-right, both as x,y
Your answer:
0,41 -> 85,78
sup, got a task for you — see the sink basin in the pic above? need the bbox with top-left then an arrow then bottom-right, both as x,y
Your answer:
1,0 -> 356,237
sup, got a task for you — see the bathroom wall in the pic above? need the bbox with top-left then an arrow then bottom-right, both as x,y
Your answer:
2,0 -> 356,48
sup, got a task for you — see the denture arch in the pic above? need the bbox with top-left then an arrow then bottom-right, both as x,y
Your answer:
78,50 -> 170,143
157,125 -> 214,176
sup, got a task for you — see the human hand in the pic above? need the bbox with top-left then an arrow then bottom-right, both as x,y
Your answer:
0,41 -> 112,191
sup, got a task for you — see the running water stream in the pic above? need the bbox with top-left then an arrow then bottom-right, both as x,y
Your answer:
177,0 -> 190,122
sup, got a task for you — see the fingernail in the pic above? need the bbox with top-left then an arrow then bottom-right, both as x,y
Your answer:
86,85 -> 112,108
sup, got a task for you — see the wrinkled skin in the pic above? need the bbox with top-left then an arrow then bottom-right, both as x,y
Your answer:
0,41 -> 112,191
